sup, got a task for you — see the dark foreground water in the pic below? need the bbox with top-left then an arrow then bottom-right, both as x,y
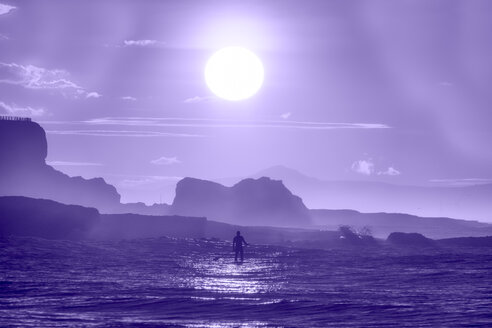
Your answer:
1,237 -> 491,327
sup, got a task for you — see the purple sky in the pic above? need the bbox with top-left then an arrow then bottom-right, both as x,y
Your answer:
1,0 -> 492,204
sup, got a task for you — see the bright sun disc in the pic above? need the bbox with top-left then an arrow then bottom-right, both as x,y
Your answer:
205,47 -> 264,101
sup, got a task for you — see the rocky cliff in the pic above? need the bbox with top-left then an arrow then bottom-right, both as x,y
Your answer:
171,177 -> 311,227
0,118 -> 121,211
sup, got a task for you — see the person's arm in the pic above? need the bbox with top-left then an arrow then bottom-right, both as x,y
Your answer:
232,238 -> 236,251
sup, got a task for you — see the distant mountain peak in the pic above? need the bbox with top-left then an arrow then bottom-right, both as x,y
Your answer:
254,165 -> 318,182
234,176 -> 282,186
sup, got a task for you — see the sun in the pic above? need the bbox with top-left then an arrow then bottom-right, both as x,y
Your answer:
205,47 -> 264,101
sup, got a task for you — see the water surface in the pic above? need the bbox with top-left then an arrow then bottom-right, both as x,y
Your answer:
1,237 -> 491,327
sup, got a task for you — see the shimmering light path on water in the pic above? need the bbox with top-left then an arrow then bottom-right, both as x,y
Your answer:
1,237 -> 491,327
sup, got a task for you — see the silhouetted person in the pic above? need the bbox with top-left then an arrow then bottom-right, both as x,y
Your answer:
233,231 -> 248,262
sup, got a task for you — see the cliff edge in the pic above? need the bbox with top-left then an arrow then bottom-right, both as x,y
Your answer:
0,118 -> 121,211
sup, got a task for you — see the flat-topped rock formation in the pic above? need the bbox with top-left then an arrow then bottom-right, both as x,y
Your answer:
171,177 -> 311,227
0,119 -> 122,212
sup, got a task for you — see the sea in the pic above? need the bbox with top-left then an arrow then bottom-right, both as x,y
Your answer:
1,236 -> 491,327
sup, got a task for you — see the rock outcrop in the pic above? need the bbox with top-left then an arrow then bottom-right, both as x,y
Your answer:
171,177 -> 311,227
0,196 -> 99,239
311,209 -> 492,239
387,232 -> 435,247
0,118 -> 121,212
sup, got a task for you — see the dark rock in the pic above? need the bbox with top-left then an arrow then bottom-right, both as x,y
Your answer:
387,232 -> 435,247
171,177 -> 311,227
0,196 -> 99,239
0,119 -> 47,169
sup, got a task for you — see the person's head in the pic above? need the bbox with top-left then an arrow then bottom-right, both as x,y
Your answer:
236,231 -> 241,236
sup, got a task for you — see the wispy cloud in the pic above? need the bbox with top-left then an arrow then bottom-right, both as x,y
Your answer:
184,95 -> 215,104
38,117 -> 387,140
378,166 -> 401,176
0,3 -> 15,15
86,91 -> 102,99
0,62 -> 100,98
46,129 -> 204,138
0,101 -> 45,116
121,96 -> 137,101
0,62 -> 81,91
351,160 -> 375,176
123,39 -> 165,47
46,161 -> 103,167
150,156 -> 181,165
429,178 -> 492,187
82,117 -> 390,130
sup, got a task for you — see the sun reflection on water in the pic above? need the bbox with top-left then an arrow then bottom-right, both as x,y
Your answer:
184,321 -> 272,328
183,249 -> 285,295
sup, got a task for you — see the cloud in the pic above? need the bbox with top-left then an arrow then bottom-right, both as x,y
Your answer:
0,62 -> 86,95
150,156 -> 181,165
352,160 -> 401,177
0,101 -> 45,116
46,161 -> 102,167
123,39 -> 165,47
46,129 -> 204,138
86,92 -> 102,99
0,34 -> 8,40
82,117 -> 390,130
121,96 -> 137,101
183,95 -> 214,104
0,62 -> 81,90
0,3 -> 15,15
378,167 -> 401,176
280,112 -> 291,119
351,160 -> 375,176
0,62 -> 101,99
39,117 -> 388,141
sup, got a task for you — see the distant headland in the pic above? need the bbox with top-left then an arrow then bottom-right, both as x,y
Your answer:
1,118 -> 492,239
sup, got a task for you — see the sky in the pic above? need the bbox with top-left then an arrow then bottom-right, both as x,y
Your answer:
1,0 -> 492,204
